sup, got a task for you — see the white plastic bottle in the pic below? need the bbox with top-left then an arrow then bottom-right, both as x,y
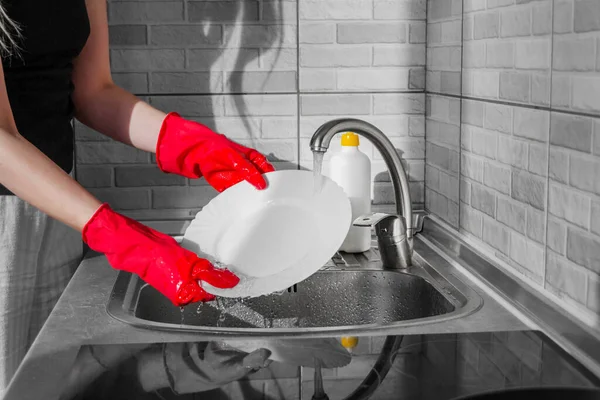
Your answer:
328,132 -> 371,253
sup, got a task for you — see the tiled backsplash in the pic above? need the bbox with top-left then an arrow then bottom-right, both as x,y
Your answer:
426,0 -> 600,323
76,0 -> 427,222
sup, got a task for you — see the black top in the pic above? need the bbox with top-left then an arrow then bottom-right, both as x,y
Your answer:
0,0 -> 90,195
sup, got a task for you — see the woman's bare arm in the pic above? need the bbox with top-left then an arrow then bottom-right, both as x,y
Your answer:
71,0 -> 166,153
0,63 -> 102,231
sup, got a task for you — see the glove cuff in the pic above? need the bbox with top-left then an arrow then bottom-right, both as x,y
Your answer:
81,203 -> 114,250
155,112 -> 218,178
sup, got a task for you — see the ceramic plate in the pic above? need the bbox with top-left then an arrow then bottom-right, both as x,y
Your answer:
181,170 -> 352,298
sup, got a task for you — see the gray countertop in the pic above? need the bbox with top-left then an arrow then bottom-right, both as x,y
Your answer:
5,242 -> 533,400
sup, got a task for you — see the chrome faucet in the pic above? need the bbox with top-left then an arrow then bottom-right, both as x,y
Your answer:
310,118 -> 414,269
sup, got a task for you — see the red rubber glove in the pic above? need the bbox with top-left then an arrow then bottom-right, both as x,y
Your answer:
82,204 -> 239,306
156,112 -> 275,192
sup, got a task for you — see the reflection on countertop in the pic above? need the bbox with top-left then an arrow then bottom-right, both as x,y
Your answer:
66,331 -> 599,400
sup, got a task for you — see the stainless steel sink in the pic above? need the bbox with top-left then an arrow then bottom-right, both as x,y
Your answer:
106,223 -> 483,336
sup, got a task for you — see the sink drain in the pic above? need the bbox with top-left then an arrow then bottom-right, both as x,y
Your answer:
287,284 -> 298,293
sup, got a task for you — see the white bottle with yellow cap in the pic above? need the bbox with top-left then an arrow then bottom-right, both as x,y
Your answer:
328,132 -> 371,253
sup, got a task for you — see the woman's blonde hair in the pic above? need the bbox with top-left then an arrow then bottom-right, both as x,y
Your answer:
0,2 -> 21,58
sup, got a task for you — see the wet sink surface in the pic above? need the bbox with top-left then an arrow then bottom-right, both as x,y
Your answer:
135,270 -> 455,329
107,237 -> 483,336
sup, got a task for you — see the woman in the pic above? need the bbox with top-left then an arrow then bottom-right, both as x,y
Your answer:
0,0 -> 274,393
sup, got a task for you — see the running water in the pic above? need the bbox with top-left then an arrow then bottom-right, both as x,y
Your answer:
313,151 -> 325,194
179,307 -> 185,325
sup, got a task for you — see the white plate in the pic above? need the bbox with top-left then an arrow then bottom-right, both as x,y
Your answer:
181,170 -> 352,298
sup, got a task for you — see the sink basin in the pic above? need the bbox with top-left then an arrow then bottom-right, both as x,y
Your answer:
134,270 -> 453,328
106,231 -> 483,336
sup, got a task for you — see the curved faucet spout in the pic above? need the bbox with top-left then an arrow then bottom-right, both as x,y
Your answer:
309,118 -> 414,262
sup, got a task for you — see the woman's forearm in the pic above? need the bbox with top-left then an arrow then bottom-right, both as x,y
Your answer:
0,129 -> 102,231
73,84 -> 166,153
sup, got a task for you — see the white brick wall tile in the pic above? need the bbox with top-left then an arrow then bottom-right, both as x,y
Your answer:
550,112 -> 593,153
554,0 -> 574,34
529,143 -> 548,177
531,74 -> 550,106
572,77 -> 600,113
76,142 -> 150,164
532,2 -> 552,35
591,200 -> 600,236
460,202 -> 484,237
500,72 -> 531,103
463,14 -> 474,40
187,49 -> 260,72
299,0 -> 373,20
527,207 -> 545,244
483,216 -> 511,255
497,196 -> 527,234
546,251 -> 588,305
150,25 -> 221,46
223,24 -> 297,47
484,161 -> 511,194
300,23 -> 336,44
211,117 -> 261,139
463,41 -> 486,68
300,46 -> 371,67
91,188 -> 151,210
515,39 -> 551,70
498,135 -> 529,169
260,48 -> 297,71
553,36 -> 596,71
374,0 -> 427,20
566,227 -> 600,274
548,217 -> 567,255
574,0 -> 600,33
373,93 -> 425,114
112,73 -> 148,94
409,21 -> 427,43
300,94 -> 371,116
473,71 -> 500,98
373,45 -> 426,66
500,8 -> 531,37
513,108 -> 549,142
150,72 -> 222,94
337,69 -> 410,90
111,49 -> 184,71
569,154 -> 600,195
441,20 -> 462,43
594,120 -> 600,156
261,118 -> 298,139
474,11 -> 500,39
109,2 -> 184,23
465,0 -> 486,13
224,71 -> 296,93
512,169 -> 546,211
337,23 -> 407,44
549,147 -> 570,184
484,103 -> 512,133
487,0 -> 514,9
428,22 -> 442,44
486,41 -> 515,68
461,153 -> 484,182
472,127 -> 498,159
299,70 -> 336,91
551,75 -> 572,108
150,95 -> 220,117
549,183 -> 591,228
509,232 -> 544,278
225,95 -> 297,116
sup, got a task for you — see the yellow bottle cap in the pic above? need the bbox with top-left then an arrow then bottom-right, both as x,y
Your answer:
340,336 -> 359,352
341,132 -> 359,147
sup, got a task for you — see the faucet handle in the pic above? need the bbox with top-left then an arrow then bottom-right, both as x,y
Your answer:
353,213 -> 407,240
